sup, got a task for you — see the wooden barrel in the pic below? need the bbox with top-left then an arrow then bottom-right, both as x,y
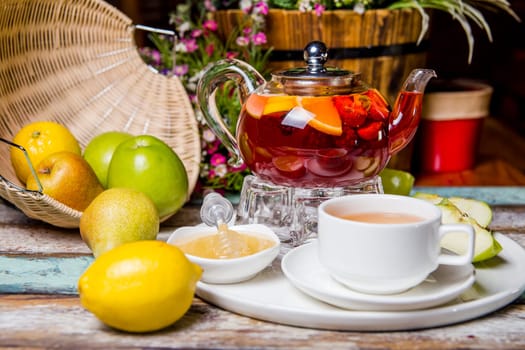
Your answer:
214,8 -> 429,103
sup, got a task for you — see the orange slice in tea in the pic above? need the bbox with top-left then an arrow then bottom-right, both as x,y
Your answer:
263,96 -> 298,116
301,97 -> 342,136
245,94 -> 269,119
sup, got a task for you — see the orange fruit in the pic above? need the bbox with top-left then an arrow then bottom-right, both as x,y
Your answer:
245,94 -> 268,119
245,95 -> 299,118
301,97 -> 342,136
272,155 -> 306,178
263,96 -> 298,115
10,121 -> 81,184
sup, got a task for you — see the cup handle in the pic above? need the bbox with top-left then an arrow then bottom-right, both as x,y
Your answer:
437,224 -> 475,265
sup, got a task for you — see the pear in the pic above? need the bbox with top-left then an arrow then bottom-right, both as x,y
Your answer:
80,188 -> 160,257
26,151 -> 104,211
437,199 -> 501,262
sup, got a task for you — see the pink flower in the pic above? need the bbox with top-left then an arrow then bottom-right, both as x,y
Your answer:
206,140 -> 220,154
243,27 -> 252,35
210,153 -> 227,166
236,36 -> 250,47
314,3 -> 325,16
182,38 -> 198,53
151,50 -> 162,65
191,29 -> 203,38
226,51 -> 239,59
203,19 -> 218,32
204,0 -> 216,11
206,43 -> 215,56
255,1 -> 269,15
173,64 -> 189,76
202,128 -> 216,143
251,32 -> 267,45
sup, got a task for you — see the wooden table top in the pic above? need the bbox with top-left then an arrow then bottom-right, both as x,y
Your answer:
1,187 -> 525,349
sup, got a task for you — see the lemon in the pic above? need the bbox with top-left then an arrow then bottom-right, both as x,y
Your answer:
78,240 -> 202,333
10,121 -> 81,184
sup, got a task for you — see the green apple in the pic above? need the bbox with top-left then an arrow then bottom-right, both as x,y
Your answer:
107,135 -> 188,221
83,131 -> 133,188
379,168 -> 414,195
438,199 -> 501,262
80,188 -> 159,257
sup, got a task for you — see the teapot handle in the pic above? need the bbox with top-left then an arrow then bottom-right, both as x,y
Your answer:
196,59 -> 266,167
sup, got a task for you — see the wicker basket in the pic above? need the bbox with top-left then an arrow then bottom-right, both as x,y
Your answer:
0,0 -> 201,228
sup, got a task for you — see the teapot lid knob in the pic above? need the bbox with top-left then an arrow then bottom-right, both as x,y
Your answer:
304,41 -> 328,74
273,41 -> 360,95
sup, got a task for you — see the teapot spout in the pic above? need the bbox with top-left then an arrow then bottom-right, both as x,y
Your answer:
400,69 -> 437,93
389,69 -> 436,155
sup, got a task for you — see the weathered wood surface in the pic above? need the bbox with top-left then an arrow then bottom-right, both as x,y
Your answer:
1,188 -> 525,349
1,294 -> 524,350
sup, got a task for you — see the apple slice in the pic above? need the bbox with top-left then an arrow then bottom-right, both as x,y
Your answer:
363,156 -> 381,177
354,156 -> 373,171
412,192 -> 443,205
438,200 -> 501,262
448,196 -> 492,228
437,200 -> 463,224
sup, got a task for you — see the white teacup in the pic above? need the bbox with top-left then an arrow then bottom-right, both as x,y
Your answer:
317,194 -> 475,295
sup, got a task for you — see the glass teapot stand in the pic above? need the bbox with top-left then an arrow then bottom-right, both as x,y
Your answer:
236,175 -> 383,249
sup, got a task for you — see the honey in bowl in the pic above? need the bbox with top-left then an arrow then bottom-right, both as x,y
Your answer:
173,225 -> 276,259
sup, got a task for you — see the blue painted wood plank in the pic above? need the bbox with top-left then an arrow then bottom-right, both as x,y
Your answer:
0,256 -> 93,294
223,187 -> 525,205
412,186 -> 525,205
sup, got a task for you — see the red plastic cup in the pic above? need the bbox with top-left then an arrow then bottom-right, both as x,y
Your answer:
417,79 -> 493,173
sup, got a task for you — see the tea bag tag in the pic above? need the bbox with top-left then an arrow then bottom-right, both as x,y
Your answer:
281,106 -> 314,129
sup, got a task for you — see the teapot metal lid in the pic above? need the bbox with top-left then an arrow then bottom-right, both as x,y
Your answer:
272,41 -> 362,95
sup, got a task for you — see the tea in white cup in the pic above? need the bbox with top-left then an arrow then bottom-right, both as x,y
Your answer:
317,194 -> 475,295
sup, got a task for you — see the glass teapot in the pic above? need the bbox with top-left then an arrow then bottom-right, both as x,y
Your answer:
197,41 -> 435,188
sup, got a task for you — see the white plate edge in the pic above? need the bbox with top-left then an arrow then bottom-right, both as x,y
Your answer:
196,232 -> 525,331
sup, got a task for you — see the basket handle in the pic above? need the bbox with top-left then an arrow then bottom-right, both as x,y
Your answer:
0,137 -> 43,193
134,24 -> 175,36
133,24 -> 178,77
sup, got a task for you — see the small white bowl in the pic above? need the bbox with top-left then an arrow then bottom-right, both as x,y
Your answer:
167,224 -> 280,284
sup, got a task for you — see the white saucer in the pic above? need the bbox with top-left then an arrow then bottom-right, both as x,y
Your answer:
281,240 -> 475,311
196,233 -> 525,331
